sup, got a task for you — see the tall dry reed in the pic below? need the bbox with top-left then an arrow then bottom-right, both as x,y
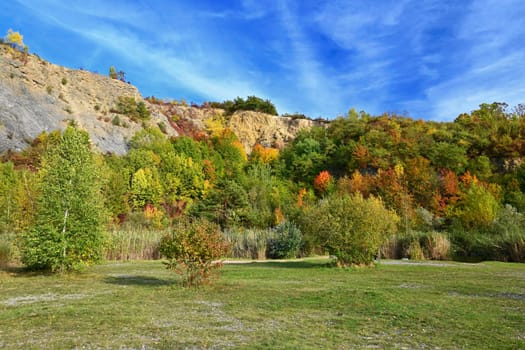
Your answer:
105,229 -> 166,260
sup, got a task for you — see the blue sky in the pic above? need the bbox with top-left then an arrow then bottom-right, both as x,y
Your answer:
2,0 -> 525,121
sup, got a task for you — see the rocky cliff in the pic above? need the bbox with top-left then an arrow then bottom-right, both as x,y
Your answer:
0,45 -> 318,154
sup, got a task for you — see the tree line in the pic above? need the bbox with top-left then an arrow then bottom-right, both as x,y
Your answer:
0,102 -> 524,274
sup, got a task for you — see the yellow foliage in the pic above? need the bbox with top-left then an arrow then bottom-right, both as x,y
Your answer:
274,207 -> 285,225
232,140 -> 248,161
205,114 -> 226,137
5,29 -> 24,48
251,144 -> 279,164
394,164 -> 404,178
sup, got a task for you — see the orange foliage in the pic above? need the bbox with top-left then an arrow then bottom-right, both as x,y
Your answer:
232,140 -> 248,161
251,144 -> 279,163
296,188 -> 307,207
353,144 -> 370,168
274,207 -> 285,225
202,159 -> 216,182
314,170 -> 332,194
337,170 -> 371,197
441,170 -> 459,198
460,171 -> 478,187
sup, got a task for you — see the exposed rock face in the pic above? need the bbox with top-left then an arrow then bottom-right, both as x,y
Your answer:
0,45 -> 319,154
228,111 -> 319,153
146,104 -> 320,154
0,45 -> 176,154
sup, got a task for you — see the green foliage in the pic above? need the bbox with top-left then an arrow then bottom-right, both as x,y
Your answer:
279,128 -> 334,184
61,77 -> 67,85
21,127 -> 105,272
302,193 -> 399,266
0,235 -> 14,269
0,162 -> 18,234
267,221 -> 302,259
159,218 -> 230,286
220,96 -> 278,116
111,115 -> 121,126
112,96 -> 151,121
130,168 -> 163,209
109,66 -> 117,79
192,180 -> 249,228
453,182 -> 500,230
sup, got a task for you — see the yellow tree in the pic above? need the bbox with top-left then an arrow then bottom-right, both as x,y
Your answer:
5,29 -> 25,49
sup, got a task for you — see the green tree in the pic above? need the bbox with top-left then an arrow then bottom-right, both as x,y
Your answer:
0,162 -> 18,234
21,127 -> 105,272
302,193 -> 398,266
454,181 -> 500,230
130,168 -> 163,210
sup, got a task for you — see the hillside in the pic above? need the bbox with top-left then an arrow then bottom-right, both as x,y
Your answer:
0,45 -> 317,154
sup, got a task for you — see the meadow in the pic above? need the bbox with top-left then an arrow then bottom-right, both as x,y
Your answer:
1,258 -> 524,349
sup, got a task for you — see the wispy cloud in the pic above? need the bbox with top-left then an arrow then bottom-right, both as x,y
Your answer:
14,0 -> 269,102
5,0 -> 525,120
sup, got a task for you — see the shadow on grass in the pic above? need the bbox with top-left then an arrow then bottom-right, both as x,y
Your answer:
3,265 -> 60,277
233,259 -> 334,269
104,275 -> 174,287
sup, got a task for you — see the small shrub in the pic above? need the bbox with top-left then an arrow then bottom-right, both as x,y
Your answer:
10,72 -> 15,79
160,218 -> 230,286
46,85 -> 53,94
158,122 -> 167,134
61,77 -> 67,85
267,221 -> 302,259
94,104 -> 101,111
111,97 -> 151,121
282,113 -> 309,120
112,115 -> 121,126
222,96 -> 278,116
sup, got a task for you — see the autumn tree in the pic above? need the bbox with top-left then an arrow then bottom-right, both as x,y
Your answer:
21,127 -> 105,272
314,170 -> 333,195
4,29 -> 25,50
251,144 -> 279,164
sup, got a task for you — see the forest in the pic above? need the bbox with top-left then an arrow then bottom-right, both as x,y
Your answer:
0,101 -> 524,272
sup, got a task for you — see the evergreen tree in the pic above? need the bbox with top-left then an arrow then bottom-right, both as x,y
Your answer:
21,127 -> 105,271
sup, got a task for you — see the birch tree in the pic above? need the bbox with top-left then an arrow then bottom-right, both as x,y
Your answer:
21,127 -> 105,271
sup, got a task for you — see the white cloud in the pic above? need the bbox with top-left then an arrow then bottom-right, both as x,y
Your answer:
14,0 -> 270,103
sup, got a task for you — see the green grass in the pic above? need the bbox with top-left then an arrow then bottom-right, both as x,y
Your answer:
1,259 -> 524,349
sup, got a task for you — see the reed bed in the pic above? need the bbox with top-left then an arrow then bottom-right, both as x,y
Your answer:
104,229 -> 167,261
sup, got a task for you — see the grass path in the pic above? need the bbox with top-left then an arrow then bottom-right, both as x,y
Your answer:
1,259 -> 524,349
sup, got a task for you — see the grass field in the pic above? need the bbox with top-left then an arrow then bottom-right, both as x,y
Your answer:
1,258 -> 524,349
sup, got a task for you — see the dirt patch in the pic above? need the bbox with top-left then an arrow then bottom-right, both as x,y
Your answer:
2,292 -> 93,307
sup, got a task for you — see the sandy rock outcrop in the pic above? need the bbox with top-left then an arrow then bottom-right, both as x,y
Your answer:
0,44 -> 321,155
0,45 -> 175,154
